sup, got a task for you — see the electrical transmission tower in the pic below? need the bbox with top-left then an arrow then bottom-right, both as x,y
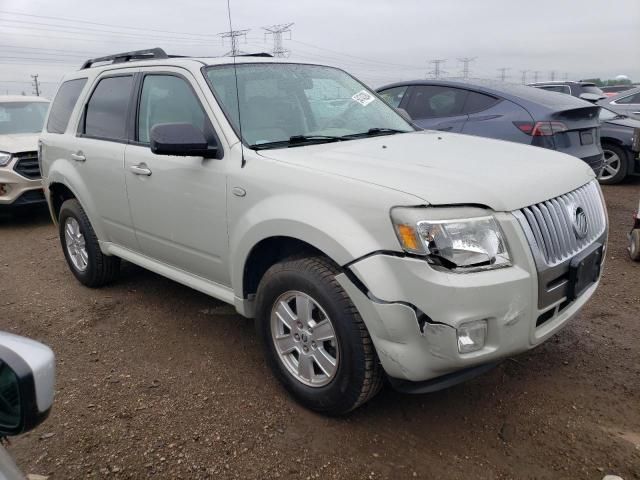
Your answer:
428,59 -> 447,79
550,70 -> 556,81
263,23 -> 294,57
563,72 -> 569,81
31,74 -> 40,96
520,70 -> 528,85
497,67 -> 509,81
219,29 -> 250,56
533,71 -> 540,83
458,57 -> 476,80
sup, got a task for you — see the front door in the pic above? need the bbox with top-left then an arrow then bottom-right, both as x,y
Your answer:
124,70 -> 230,285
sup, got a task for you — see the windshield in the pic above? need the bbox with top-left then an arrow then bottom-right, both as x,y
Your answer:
204,63 -> 413,148
0,102 -> 49,135
599,107 -> 620,121
582,85 -> 604,95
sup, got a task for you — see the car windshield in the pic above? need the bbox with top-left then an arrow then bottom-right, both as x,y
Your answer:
582,85 -> 604,95
0,102 -> 49,135
204,63 -> 413,149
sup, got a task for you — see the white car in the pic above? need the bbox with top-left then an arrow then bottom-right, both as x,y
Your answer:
40,49 -> 608,414
0,96 -> 50,214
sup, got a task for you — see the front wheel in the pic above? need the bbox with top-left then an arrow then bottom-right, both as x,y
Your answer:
630,229 -> 640,261
255,256 -> 383,415
598,144 -> 628,185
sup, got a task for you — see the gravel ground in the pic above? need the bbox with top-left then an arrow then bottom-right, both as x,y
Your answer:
1,179 -> 639,479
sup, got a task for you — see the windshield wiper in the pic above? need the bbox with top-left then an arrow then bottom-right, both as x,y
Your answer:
250,135 -> 344,150
342,128 -> 409,139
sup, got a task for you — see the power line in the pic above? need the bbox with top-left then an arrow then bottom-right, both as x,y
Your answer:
262,23 -> 293,57
219,29 -> 249,56
31,74 -> 40,96
497,67 -> 509,81
458,57 -> 476,80
428,59 -> 446,79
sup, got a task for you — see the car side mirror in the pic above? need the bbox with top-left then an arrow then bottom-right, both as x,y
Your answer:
579,93 -> 606,103
0,333 -> 55,437
150,123 -> 218,158
395,107 -> 413,121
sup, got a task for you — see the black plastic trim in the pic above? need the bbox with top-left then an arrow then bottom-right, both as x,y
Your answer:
388,362 -> 499,394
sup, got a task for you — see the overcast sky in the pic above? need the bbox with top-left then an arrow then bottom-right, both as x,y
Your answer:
1,0 -> 639,98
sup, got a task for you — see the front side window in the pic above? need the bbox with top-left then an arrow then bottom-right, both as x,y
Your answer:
137,75 -> 207,143
0,101 -> 49,135
406,85 -> 468,119
84,75 -> 133,141
46,78 -> 87,134
205,63 -> 412,148
379,86 -> 409,108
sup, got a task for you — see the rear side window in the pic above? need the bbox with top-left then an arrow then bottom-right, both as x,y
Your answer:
83,75 -> 134,141
615,92 -> 640,104
379,86 -> 408,108
46,78 -> 87,134
462,91 -> 499,113
406,86 -> 468,119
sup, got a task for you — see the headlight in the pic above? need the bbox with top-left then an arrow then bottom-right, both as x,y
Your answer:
391,208 -> 511,272
0,151 -> 11,167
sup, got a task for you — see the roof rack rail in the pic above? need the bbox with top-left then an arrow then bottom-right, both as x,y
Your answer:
236,52 -> 274,58
81,48 -> 169,69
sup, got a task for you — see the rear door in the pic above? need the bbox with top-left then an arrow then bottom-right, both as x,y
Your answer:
403,85 -> 469,132
124,68 -> 230,285
610,91 -> 640,120
73,71 -> 139,249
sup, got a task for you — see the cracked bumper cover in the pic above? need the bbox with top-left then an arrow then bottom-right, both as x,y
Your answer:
335,214 -> 600,383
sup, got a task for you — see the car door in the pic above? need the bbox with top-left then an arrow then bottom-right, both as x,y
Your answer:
403,85 -> 469,132
73,72 -> 138,249
124,69 -> 230,285
610,91 -> 640,120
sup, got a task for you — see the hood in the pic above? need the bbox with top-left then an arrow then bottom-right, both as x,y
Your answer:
257,131 -> 595,212
0,133 -> 40,154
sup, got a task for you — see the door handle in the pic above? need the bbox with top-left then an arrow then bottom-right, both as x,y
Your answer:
129,164 -> 152,176
71,152 -> 86,162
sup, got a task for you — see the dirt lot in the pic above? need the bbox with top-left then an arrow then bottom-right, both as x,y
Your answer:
1,180 -> 639,480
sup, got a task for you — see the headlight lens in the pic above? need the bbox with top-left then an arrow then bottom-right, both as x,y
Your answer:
392,211 -> 511,272
0,151 -> 11,167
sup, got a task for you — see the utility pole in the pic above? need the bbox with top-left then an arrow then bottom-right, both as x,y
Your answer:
458,57 -> 476,80
520,70 -> 528,85
497,67 -> 509,81
533,71 -> 540,83
262,23 -> 294,57
219,29 -> 250,57
550,70 -> 556,81
428,59 -> 447,79
31,74 -> 40,96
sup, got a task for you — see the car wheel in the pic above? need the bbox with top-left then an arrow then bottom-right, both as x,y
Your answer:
255,255 -> 383,415
58,199 -> 120,287
630,230 -> 640,261
598,144 -> 628,185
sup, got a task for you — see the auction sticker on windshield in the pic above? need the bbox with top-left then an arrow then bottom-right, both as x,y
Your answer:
352,90 -> 375,106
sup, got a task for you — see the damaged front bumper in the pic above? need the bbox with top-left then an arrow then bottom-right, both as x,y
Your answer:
336,212 -> 601,386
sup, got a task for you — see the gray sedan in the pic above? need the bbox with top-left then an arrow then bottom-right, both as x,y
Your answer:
598,87 -> 640,120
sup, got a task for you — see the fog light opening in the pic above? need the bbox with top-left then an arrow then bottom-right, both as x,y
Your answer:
0,183 -> 9,196
457,320 -> 487,354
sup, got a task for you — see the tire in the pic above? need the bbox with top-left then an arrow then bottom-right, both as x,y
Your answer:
630,229 -> 640,261
598,143 -> 628,185
255,255 -> 383,415
58,199 -> 120,287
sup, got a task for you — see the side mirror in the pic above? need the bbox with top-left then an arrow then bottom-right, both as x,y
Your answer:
150,123 -> 218,158
0,332 -> 55,436
395,107 -> 413,122
579,93 -> 607,103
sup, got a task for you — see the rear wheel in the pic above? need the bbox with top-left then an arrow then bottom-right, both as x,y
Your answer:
255,256 -> 383,415
630,229 -> 640,261
58,199 -> 120,287
598,144 -> 628,185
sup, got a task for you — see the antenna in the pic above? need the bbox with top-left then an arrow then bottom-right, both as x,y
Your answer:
31,74 -> 40,96
225,0 -> 246,167
263,23 -> 294,57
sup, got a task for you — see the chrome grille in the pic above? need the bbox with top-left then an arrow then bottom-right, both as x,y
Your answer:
516,181 -> 606,267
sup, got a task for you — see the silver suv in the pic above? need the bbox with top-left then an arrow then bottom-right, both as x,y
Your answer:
40,49 -> 608,414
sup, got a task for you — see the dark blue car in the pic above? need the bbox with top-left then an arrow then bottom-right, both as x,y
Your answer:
377,79 -> 604,174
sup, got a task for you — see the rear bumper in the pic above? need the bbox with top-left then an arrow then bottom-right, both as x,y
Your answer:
580,153 -> 604,174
